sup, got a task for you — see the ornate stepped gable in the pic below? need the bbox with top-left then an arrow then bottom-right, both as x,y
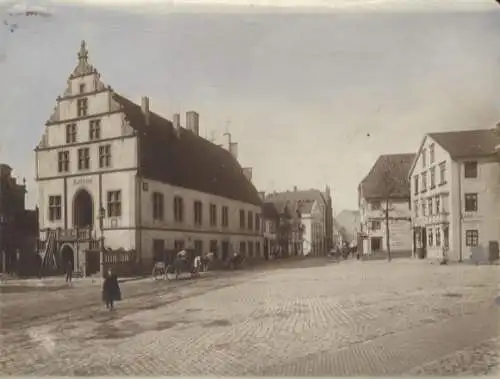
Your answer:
37,41 -> 262,206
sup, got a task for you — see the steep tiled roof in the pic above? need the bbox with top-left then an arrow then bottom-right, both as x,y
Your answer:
360,153 -> 415,200
113,94 -> 262,206
428,128 -> 500,159
262,202 -> 279,219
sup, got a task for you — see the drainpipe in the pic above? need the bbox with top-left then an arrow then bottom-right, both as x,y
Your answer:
458,163 -> 463,262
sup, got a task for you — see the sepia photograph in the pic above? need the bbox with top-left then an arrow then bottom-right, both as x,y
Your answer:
0,0 -> 499,376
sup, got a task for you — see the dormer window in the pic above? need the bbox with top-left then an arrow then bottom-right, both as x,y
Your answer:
79,83 -> 86,94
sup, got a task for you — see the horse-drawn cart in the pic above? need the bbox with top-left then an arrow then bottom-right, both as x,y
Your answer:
152,249 -> 215,281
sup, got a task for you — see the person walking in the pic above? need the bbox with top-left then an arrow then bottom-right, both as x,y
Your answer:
102,269 -> 121,311
65,260 -> 73,284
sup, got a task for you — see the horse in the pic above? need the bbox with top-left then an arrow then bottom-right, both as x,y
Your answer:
200,252 -> 215,272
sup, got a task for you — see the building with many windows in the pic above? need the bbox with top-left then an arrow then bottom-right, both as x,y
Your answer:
409,127 -> 500,262
35,41 -> 263,275
358,154 -> 415,257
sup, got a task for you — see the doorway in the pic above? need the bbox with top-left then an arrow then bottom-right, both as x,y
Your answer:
371,237 -> 382,252
73,189 -> 94,229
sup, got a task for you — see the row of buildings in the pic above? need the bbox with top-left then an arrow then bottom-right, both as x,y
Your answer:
4,41 -> 333,276
358,127 -> 500,262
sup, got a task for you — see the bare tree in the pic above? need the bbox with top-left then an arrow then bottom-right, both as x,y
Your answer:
377,158 -> 403,262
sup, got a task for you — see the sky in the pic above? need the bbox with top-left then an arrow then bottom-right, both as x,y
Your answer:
1,0 -> 500,214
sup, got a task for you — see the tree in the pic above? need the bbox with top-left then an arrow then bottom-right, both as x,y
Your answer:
376,157 -> 404,262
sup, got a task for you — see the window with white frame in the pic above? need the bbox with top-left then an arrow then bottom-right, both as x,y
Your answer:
107,190 -> 122,217
174,196 -> 184,222
194,201 -> 203,225
77,98 -> 88,117
427,198 -> 433,216
152,192 -> 164,221
466,230 -> 479,247
98,144 -> 111,168
66,123 -> 77,144
428,228 -> 433,247
57,151 -> 69,173
371,221 -> 381,231
48,195 -> 62,221
429,143 -> 435,164
209,203 -> 217,226
89,119 -> 101,140
421,172 -> 427,191
439,162 -> 447,185
430,166 -> 436,189
464,161 -> 478,179
464,193 -> 478,212
77,148 -> 90,170
221,206 -> 229,227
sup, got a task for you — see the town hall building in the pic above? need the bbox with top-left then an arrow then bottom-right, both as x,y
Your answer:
35,41 -> 263,275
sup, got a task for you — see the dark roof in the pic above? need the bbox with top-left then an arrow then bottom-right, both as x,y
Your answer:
360,153 -> 415,199
262,202 -> 279,219
428,128 -> 500,159
112,93 -> 262,206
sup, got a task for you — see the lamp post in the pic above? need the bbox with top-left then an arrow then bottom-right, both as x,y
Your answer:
98,206 -> 105,278
0,213 -> 6,274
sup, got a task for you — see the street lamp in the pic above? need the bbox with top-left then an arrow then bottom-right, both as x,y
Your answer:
98,206 -> 105,277
0,213 -> 6,274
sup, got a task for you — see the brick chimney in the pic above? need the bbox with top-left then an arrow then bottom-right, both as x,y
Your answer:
141,96 -> 150,126
258,191 -> 266,200
172,113 -> 181,137
223,132 -> 232,151
294,186 -> 298,192
186,111 -> 199,136
229,142 -> 238,160
242,167 -> 252,181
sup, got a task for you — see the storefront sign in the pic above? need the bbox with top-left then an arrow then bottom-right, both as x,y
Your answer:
73,177 -> 92,186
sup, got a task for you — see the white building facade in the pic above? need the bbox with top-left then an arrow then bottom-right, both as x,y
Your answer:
409,128 -> 500,262
358,154 -> 415,256
35,41 -> 263,275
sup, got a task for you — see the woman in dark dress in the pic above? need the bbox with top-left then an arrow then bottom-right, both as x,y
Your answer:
102,269 -> 121,310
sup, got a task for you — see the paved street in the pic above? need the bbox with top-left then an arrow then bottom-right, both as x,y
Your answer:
1,258 -> 499,376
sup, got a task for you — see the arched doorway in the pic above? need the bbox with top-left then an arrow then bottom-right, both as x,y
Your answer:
73,189 -> 94,229
60,244 -> 74,271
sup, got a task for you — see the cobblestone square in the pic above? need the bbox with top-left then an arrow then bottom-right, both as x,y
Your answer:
1,258 -> 499,376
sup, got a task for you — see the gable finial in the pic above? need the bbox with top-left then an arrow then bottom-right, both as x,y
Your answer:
78,40 -> 88,64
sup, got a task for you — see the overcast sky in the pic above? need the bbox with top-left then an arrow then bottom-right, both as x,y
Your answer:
1,0 -> 500,213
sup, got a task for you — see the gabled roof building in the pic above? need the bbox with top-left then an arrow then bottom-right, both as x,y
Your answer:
35,41 -> 263,275
409,126 -> 500,262
358,153 -> 415,257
